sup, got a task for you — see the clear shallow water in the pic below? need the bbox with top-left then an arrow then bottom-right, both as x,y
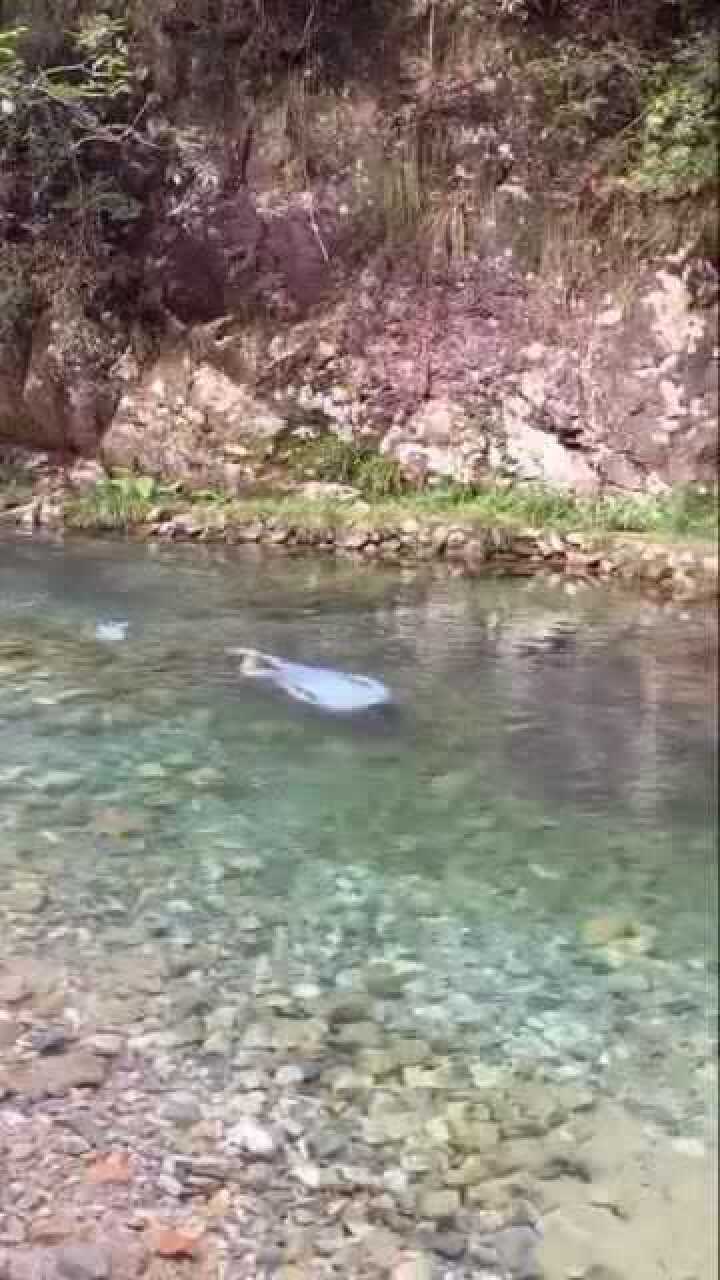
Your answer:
1,534 -> 717,1136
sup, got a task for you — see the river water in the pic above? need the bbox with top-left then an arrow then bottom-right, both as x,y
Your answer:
0,534 -> 717,1274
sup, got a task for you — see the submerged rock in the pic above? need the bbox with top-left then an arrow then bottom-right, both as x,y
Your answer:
2,1051 -> 108,1099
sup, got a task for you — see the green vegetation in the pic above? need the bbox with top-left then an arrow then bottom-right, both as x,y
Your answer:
2,0 -> 714,267
1,2 -> 718,522
0,16 -> 144,243
224,483 -> 718,539
66,472 -> 180,529
520,24 -> 719,275
286,435 -> 408,499
629,36 -> 718,200
61,470 -> 718,541
406,481 -> 719,537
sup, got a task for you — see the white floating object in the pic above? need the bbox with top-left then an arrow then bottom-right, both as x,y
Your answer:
95,620 -> 129,643
229,647 -> 391,714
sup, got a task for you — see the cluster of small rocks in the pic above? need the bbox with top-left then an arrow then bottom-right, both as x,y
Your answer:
0,769 -> 715,1270
3,489 -> 717,602
0,947 -> 558,1280
0,759 -> 715,1280
175,516 -> 716,601
1,933 -> 714,1280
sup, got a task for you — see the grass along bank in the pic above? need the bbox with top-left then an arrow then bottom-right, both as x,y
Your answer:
61,472 -> 720,541
1,463 -> 716,597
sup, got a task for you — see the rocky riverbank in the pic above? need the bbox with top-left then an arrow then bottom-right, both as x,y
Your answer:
0,454 -> 717,602
2,2 -> 718,566
1,935 -> 716,1280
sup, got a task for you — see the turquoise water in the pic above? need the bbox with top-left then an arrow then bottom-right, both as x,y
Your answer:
1,534 -> 717,1135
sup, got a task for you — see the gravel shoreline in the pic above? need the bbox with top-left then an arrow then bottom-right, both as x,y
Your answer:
2,918 -> 717,1280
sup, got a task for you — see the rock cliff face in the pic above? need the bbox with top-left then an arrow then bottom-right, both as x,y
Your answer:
4,239 -> 715,494
1,1 -> 717,493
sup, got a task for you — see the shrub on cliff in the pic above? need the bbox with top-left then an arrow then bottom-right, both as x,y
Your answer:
0,15 -> 150,245
629,34 -> 718,200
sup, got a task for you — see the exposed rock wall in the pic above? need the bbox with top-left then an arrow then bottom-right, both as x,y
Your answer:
1,14 -> 717,494
2,233 -> 716,495
99,248 -> 718,494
